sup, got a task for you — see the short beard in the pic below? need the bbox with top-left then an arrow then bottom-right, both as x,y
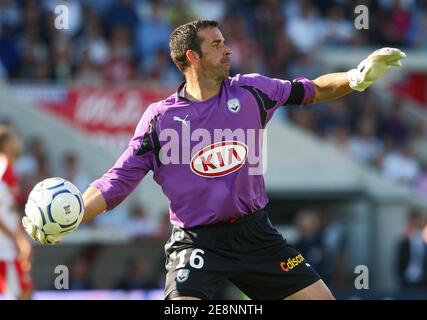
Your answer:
204,65 -> 230,82
200,60 -> 230,83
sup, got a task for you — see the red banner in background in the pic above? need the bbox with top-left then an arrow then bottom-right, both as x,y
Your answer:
37,85 -> 172,151
394,73 -> 427,108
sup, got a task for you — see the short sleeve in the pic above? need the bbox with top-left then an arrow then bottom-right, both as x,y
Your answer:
232,73 -> 315,127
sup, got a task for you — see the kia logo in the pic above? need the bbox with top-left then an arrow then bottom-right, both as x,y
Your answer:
190,141 -> 248,178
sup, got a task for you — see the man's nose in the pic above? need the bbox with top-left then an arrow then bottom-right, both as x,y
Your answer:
225,46 -> 232,56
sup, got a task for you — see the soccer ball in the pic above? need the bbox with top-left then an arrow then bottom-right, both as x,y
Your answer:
25,177 -> 84,236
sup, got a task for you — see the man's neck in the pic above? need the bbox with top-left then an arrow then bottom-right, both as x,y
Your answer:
184,72 -> 222,102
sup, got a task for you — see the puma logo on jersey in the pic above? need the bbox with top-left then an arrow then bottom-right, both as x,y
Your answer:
173,115 -> 189,127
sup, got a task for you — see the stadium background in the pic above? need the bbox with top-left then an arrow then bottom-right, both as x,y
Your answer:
1,0 -> 427,299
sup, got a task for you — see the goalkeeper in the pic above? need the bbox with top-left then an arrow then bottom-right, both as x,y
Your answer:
23,20 -> 405,300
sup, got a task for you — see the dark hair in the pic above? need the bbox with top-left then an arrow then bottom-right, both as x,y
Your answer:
169,20 -> 219,73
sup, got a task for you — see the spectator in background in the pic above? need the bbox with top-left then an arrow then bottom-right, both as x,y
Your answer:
396,209 -> 427,298
348,120 -> 383,165
15,139 -> 39,179
219,14 -> 252,74
126,204 -> 158,240
318,214 -> 347,290
410,121 -> 427,164
316,100 -> 352,137
381,101 -> 409,146
116,258 -> 159,290
0,59 -> 6,80
293,209 -> 347,289
254,0 -> 284,54
350,95 -> 385,137
61,151 -> 90,192
73,10 -> 109,69
377,0 -> 413,47
135,0 -> 171,71
0,0 -> 21,32
52,36 -> 72,81
68,255 -> 93,290
285,0 -> 325,53
293,209 -> 323,273
79,0 -> 115,15
15,136 -> 52,204
188,0 -> 227,21
0,4 -> 20,78
165,0 -> 197,29
15,0 -> 50,79
328,125 -> 351,157
416,161 -> 427,202
287,51 -> 324,82
142,48 -> 181,87
323,4 -> 355,47
238,38 -> 267,75
287,107 -> 316,132
103,25 -> 135,83
106,0 -> 139,31
410,9 -> 427,49
381,143 -> 421,185
73,50 -> 104,84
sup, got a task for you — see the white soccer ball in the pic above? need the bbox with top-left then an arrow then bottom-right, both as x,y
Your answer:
25,177 -> 84,236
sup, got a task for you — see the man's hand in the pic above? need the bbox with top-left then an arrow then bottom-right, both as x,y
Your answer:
348,47 -> 406,92
22,216 -> 64,245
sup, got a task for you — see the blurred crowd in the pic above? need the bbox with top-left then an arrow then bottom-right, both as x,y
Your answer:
0,0 -> 426,85
287,91 -> 427,199
292,206 -> 427,299
0,0 -> 426,194
1,0 -> 427,296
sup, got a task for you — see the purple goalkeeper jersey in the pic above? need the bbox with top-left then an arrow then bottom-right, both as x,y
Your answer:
92,73 -> 315,228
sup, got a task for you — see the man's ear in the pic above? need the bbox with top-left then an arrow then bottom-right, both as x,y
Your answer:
186,50 -> 200,65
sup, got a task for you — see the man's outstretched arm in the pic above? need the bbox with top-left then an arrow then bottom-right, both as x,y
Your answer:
311,47 -> 406,104
81,186 -> 107,224
22,105 -> 160,244
312,72 -> 352,104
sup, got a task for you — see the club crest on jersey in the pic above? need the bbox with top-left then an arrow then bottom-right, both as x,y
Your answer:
176,269 -> 190,283
190,141 -> 248,178
227,98 -> 240,113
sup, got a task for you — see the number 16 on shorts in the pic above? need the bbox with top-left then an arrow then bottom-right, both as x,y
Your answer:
176,248 -> 205,269
173,249 -> 205,283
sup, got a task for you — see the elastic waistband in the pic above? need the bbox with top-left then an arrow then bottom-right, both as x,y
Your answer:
220,209 -> 267,226
175,209 -> 268,231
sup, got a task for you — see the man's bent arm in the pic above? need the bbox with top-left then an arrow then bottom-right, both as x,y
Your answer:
81,186 -> 107,224
311,72 -> 353,104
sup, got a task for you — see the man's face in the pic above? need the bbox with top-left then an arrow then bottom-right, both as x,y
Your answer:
194,27 -> 232,81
